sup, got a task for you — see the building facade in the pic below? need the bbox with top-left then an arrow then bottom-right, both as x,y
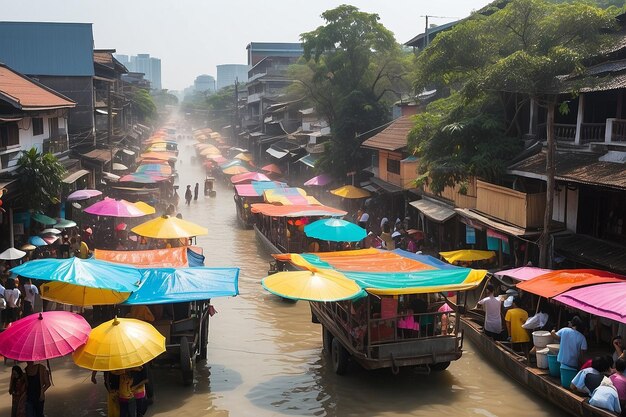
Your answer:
216,64 -> 249,90
115,53 -> 162,90
246,42 -> 303,66
194,74 -> 216,93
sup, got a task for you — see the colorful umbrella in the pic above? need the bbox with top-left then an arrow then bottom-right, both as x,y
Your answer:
31,212 -> 57,225
112,163 -> 128,171
439,250 -> 496,264
330,185 -> 371,199
230,172 -> 271,184
11,257 -> 142,292
139,152 -> 177,162
136,163 -> 172,176
84,197 -> 147,218
0,247 -> 26,260
222,165 -> 249,175
304,219 -> 367,242
262,270 -> 363,302
206,155 -> 227,164
42,235 -> 59,245
72,317 -> 166,371
41,228 -> 61,235
0,311 -> 91,361
54,218 -> 77,229
20,244 -> 37,251
131,215 -> 208,239
133,201 -> 156,215
233,152 -> 253,162
41,282 -> 130,306
220,159 -> 244,169
494,266 -> 552,282
261,164 -> 282,175
28,236 -> 47,247
67,189 -> 102,202
200,146 -> 221,156
119,173 -> 167,184
304,174 -> 333,187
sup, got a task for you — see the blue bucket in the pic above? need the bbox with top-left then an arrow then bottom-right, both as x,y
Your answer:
560,364 -> 578,388
547,354 -> 560,378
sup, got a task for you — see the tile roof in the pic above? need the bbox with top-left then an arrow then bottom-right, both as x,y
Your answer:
0,63 -> 75,110
361,116 -> 414,152
508,149 -> 626,190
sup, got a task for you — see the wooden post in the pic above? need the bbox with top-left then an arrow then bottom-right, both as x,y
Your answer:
574,93 -> 584,145
539,97 -> 556,268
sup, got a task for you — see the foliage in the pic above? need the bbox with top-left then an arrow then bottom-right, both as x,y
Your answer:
131,89 -> 157,122
17,148 -> 66,212
293,5 -> 412,177
151,90 -> 179,109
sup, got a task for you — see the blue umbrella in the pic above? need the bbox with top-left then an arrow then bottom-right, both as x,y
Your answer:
11,257 -> 142,292
304,218 -> 367,242
219,159 -> 243,169
28,236 -> 48,247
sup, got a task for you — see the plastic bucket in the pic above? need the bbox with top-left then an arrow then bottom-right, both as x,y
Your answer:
532,331 -> 552,348
547,354 -> 561,377
560,364 -> 578,388
536,348 -> 550,369
546,343 -> 560,355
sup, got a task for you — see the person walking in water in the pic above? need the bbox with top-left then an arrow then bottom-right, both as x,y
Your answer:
193,183 -> 199,201
184,185 -> 192,206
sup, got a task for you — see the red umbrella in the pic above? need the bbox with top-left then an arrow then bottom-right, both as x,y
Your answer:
0,311 -> 91,361
262,164 -> 282,175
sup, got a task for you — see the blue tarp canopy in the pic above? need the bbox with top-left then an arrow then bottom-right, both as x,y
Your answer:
124,267 -> 239,305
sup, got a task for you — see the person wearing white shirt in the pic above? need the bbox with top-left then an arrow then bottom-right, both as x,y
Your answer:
3,279 -> 20,327
358,211 -> 369,230
23,279 -> 39,316
477,284 -> 504,340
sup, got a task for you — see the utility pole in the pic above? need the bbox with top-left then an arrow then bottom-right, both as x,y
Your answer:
108,83 -> 113,170
420,15 -> 459,48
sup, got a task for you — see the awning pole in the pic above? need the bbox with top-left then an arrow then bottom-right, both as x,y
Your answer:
9,207 -> 14,248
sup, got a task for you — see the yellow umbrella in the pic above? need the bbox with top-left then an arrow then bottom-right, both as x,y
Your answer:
133,201 -> 156,215
439,250 -> 496,264
330,185 -> 371,199
131,214 -> 208,239
72,317 -> 165,371
261,269 -> 363,302
222,165 -> 249,175
233,152 -> 253,162
200,145 -> 221,156
41,282 -> 130,306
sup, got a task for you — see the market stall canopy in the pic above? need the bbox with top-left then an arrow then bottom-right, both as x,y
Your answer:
119,173 -> 167,184
0,311 -> 90,361
40,228 -> 61,235
27,236 -> 47,247
112,163 -> 128,171
230,172 -> 271,184
222,165 -> 249,175
54,218 -> 77,229
304,218 -> 366,242
133,201 -> 156,215
439,250 -> 496,264
251,203 -> 347,218
41,282 -> 130,306
199,145 -> 221,156
206,155 -> 227,164
31,212 -> 56,225
264,187 -> 320,205
72,317 -> 165,371
11,257 -> 142,292
233,152 -> 253,162
261,163 -> 282,175
131,215 -> 208,239
516,269 -> 625,298
220,159 -> 244,169
67,189 -> 102,202
0,247 -> 26,260
136,163 -> 172,176
234,181 -> 287,197
262,269 -> 363,302
139,151 -> 177,161
494,266 -> 552,282
94,247 -> 189,268
84,197 -> 147,218
124,267 -> 239,305
304,174 -> 332,187
330,185 -> 371,199
554,282 -> 626,324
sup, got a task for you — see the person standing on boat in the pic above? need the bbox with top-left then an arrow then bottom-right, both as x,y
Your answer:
505,298 -> 530,345
477,284 -> 504,340
551,316 -> 588,369
193,183 -> 199,201
184,185 -> 192,206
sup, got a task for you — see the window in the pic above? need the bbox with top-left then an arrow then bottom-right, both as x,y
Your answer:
0,123 -> 19,148
49,117 -> 59,137
387,158 -> 401,175
33,118 -> 44,136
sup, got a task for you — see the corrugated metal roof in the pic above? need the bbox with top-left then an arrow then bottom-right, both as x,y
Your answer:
0,63 -> 75,110
361,116 -> 414,151
555,233 -> 626,275
508,149 -> 626,190
0,22 -> 94,76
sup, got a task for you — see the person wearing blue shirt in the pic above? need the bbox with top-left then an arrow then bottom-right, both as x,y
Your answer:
551,316 -> 587,369
589,377 -> 621,414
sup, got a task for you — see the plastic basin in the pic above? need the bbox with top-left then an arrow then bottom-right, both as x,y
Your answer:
536,348 -> 550,369
532,331 -> 552,348
547,354 -> 561,377
560,364 -> 578,388
546,343 -> 560,355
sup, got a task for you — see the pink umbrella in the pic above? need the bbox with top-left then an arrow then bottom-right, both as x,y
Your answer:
0,311 -> 91,361
42,235 -> 59,245
261,164 -> 282,175
304,174 -> 332,186
84,197 -> 146,218
67,189 -> 103,202
230,172 -> 271,184
554,282 -> 626,324
494,266 -> 552,282
206,155 -> 227,164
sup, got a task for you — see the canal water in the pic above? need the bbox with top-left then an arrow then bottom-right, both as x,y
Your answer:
0,134 -> 567,416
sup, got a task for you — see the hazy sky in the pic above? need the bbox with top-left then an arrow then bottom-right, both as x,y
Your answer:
4,1 -> 490,90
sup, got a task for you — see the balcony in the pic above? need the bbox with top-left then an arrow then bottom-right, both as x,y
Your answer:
476,180 -> 545,228
423,178 -> 477,209
42,134 -> 69,155
247,93 -> 263,103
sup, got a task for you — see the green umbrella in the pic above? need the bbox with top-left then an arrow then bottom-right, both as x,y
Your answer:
31,213 -> 56,225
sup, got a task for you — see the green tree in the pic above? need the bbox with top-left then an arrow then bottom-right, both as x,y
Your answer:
294,5 -> 411,177
151,89 -> 179,109
17,148 -> 65,212
131,89 -> 157,122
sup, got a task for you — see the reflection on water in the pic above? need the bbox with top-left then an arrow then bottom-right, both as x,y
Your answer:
0,135 -> 567,416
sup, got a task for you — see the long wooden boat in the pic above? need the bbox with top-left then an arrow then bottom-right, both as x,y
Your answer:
460,316 -> 615,417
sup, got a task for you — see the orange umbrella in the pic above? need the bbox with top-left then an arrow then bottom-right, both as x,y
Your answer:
261,164 -> 282,175
222,165 -> 249,175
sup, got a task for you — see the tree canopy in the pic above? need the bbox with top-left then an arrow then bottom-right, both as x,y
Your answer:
17,148 -> 65,212
131,89 -> 157,122
293,5 -> 411,177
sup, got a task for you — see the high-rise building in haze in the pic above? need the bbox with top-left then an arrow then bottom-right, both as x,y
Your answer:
194,74 -> 215,93
216,64 -> 249,90
246,42 -> 303,66
114,53 -> 162,90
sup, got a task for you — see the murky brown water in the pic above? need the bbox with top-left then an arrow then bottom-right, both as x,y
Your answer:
0,133 -> 567,416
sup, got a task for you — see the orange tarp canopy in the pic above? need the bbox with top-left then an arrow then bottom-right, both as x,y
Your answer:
94,247 -> 188,268
274,249 -> 437,273
516,269 -> 625,298
251,203 -> 346,218
139,152 -> 177,161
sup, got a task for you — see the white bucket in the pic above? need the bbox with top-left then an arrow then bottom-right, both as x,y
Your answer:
536,348 -> 550,369
532,330 -> 553,348
546,343 -> 560,355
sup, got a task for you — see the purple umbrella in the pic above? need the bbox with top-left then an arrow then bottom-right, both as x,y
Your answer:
84,197 -> 146,218
304,174 -> 332,186
67,189 -> 103,202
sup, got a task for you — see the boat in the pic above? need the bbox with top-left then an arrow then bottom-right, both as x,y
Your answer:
274,249 -> 488,374
232,181 -> 287,228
